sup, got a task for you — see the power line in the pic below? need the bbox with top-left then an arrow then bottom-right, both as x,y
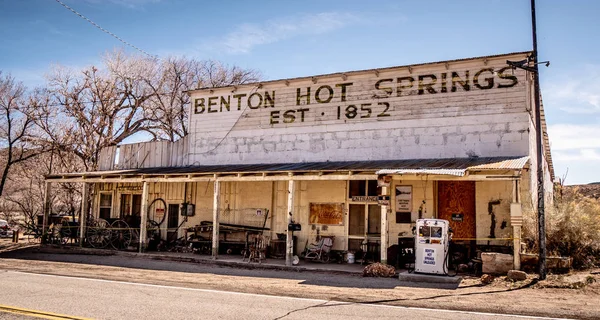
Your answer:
54,0 -> 157,59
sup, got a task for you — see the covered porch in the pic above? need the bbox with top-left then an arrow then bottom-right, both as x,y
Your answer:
44,156 -> 529,270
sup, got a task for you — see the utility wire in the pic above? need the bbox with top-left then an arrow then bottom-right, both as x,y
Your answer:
54,0 -> 157,59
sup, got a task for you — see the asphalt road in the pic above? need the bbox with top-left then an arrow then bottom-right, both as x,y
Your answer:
0,271 -> 562,320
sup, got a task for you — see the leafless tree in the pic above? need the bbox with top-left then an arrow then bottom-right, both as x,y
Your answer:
35,50 -> 157,171
144,58 -> 261,142
0,72 -> 48,196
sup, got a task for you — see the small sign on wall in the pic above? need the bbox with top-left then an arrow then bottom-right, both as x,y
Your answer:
351,196 -> 378,202
451,213 -> 464,221
395,186 -> 412,212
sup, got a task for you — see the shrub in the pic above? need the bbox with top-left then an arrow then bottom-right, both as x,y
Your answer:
523,188 -> 600,269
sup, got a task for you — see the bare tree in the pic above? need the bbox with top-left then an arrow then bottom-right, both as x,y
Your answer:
36,51 -> 157,171
34,50 -> 261,169
145,58 -> 261,142
0,72 -> 47,196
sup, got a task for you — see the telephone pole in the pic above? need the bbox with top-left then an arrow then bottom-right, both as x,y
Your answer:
531,0 -> 547,280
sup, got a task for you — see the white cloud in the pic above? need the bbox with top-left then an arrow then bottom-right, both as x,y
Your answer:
553,149 -> 600,161
548,123 -> 600,151
217,12 -> 361,54
545,64 -> 600,114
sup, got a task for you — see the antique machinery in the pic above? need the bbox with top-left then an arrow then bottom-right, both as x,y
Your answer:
414,219 -> 452,275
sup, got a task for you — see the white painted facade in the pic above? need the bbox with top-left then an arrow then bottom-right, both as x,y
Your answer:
188,53 -> 530,165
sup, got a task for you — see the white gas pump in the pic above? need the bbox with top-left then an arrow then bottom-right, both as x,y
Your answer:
414,219 -> 452,275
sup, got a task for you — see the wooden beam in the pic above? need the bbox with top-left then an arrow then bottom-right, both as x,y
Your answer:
380,185 -> 389,265
212,180 -> 221,259
286,178 -> 295,267
139,181 -> 149,253
44,174 -> 378,183
79,183 -> 89,247
42,182 -> 52,239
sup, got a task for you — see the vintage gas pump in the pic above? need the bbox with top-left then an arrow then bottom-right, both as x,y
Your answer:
414,219 -> 452,275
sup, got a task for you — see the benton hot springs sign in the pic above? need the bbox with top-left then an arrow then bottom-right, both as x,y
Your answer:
188,52 -> 530,165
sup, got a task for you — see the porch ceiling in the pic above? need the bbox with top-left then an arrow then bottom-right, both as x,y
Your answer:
45,156 -> 529,183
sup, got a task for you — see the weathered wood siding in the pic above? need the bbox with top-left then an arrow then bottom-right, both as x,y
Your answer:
188,53 -> 531,165
98,136 -> 188,171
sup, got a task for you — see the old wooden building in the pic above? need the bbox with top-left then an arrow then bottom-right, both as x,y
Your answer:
46,51 -> 554,269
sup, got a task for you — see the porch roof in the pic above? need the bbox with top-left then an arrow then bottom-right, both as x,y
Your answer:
45,156 -> 529,183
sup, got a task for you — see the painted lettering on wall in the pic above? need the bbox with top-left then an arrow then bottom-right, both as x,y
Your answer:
193,66 -> 519,126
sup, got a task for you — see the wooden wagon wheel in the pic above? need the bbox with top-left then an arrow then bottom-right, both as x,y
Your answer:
87,218 -> 111,249
110,220 -> 132,250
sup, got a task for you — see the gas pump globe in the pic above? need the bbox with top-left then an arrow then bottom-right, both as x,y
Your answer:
414,219 -> 451,275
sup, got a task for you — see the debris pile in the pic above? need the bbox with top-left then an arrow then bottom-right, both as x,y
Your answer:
362,263 -> 396,277
480,274 -> 495,284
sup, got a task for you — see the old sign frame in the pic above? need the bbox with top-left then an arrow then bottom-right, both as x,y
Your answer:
395,185 -> 413,213
309,202 -> 344,225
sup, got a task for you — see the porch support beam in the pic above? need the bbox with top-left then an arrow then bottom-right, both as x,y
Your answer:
380,184 -> 390,265
286,178 -> 295,267
79,183 -> 89,247
511,179 -> 523,270
42,182 -> 52,239
212,180 -> 221,259
139,181 -> 149,253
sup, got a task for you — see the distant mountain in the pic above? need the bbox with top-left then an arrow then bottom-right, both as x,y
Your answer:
563,184 -> 600,199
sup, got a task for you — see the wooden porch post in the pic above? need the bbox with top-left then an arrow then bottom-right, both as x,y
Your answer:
139,181 -> 149,253
286,178 -> 295,266
79,182 -> 89,247
42,182 -> 52,235
511,179 -> 523,270
380,185 -> 389,265
212,180 -> 221,259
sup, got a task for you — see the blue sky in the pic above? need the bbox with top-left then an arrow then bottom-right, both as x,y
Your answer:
1,0 -> 598,184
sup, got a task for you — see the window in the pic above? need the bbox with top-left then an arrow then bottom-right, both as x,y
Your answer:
348,180 -> 379,198
99,193 -> 112,220
367,204 -> 380,234
349,204 -> 365,236
120,194 -> 131,218
120,194 -> 143,218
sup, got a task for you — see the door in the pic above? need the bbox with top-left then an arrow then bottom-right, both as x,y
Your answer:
437,181 -> 476,240
167,204 -> 179,242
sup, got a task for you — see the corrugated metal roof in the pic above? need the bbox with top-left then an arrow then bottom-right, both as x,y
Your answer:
467,156 -> 529,170
376,169 -> 467,176
46,156 -> 528,179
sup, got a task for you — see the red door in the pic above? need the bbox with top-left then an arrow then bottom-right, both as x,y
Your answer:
437,181 -> 476,240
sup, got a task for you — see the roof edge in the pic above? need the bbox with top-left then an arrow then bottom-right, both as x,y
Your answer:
186,51 -> 533,94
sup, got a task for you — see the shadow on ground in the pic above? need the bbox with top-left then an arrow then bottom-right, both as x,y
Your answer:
0,246 -> 467,290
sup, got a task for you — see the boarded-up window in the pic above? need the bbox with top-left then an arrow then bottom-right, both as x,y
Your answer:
309,203 -> 344,225
349,204 -> 365,236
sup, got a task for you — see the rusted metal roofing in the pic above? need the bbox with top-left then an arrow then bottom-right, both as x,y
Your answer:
46,156 -> 528,180
378,156 -> 529,176
467,156 -> 529,170
376,168 -> 467,176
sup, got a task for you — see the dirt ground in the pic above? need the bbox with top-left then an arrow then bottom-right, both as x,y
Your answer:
1,243 -> 599,319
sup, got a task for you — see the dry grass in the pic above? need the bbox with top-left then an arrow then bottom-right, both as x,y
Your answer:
523,190 -> 600,269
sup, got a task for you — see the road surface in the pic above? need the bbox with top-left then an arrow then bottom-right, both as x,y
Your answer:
0,270 -> 564,320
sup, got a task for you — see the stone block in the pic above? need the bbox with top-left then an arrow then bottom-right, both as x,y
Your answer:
481,252 -> 514,275
506,270 -> 527,281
